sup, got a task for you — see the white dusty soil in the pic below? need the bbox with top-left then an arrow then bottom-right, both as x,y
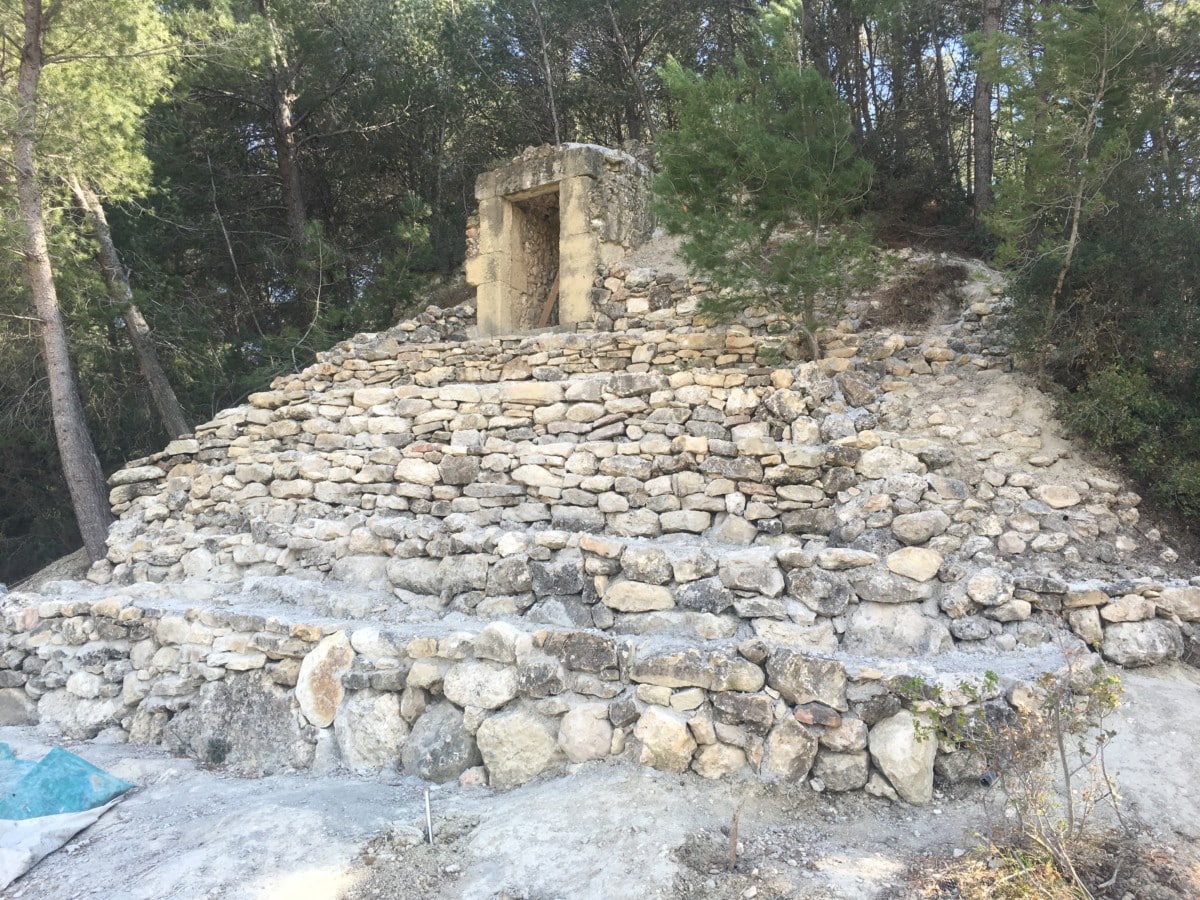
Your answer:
2,664 -> 1196,900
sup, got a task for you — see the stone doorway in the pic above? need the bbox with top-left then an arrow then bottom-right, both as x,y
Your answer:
509,187 -> 561,329
466,144 -> 654,338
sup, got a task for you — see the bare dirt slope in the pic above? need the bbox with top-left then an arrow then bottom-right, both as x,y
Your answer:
3,664 -> 1196,900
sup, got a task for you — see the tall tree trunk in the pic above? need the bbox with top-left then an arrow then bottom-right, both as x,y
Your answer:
530,0 -> 561,143
606,2 -> 657,140
973,0 -> 1003,214
255,0 -> 314,311
802,0 -> 832,80
13,0 -> 113,562
68,174 -> 191,440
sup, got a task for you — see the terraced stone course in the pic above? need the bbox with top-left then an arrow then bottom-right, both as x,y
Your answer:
2,187 -> 1197,804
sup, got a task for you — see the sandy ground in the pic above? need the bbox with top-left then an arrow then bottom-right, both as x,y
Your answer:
1,664 -> 1196,900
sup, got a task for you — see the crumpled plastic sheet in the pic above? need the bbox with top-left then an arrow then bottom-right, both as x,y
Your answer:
0,743 -> 133,889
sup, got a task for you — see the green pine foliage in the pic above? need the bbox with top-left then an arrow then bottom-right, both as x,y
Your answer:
652,3 -> 874,355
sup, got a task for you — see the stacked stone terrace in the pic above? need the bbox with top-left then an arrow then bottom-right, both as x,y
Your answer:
1,147 -> 1196,799
1,255 -> 1194,800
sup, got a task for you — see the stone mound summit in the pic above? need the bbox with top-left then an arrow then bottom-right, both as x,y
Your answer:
2,145 -> 1197,803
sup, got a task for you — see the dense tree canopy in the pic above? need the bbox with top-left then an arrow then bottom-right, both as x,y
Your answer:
1,0 -> 1198,582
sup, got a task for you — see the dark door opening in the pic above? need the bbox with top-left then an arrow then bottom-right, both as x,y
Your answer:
510,188 -> 560,329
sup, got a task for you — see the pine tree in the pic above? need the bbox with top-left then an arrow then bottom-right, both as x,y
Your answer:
652,1 -> 873,358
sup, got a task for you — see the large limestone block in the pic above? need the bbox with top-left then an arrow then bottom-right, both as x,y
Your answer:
1100,620 -> 1183,667
842,603 -> 953,657
857,447 -> 923,479
442,660 -> 519,710
0,688 -> 36,726
163,671 -> 314,775
476,709 -> 565,789
36,692 -> 122,741
763,717 -> 818,780
868,711 -> 937,805
765,649 -> 846,710
630,647 -> 764,692
634,706 -> 697,773
1158,586 -> 1200,622
296,632 -> 354,728
558,703 -> 614,763
334,690 -> 409,773
402,703 -> 481,783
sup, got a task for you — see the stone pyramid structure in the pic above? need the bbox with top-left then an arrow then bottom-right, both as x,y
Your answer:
2,147 -> 1196,803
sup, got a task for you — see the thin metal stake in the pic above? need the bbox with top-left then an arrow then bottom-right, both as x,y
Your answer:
425,789 -> 434,845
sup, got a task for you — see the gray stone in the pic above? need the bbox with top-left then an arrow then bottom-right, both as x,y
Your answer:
868,711 -> 937,805
442,660 -> 519,710
674,577 -> 735,614
334,690 -> 408,773
163,671 -> 313,776
530,555 -> 584,596
787,569 -> 851,616
630,647 -> 765,693
719,550 -> 785,597
812,750 -> 869,792
849,570 -> 933,604
842,603 -> 954,657
1100,620 -> 1183,667
542,631 -> 617,674
891,510 -> 951,546
765,649 -> 846,710
0,688 -> 36,726
402,703 -> 481,783
621,546 -> 673,585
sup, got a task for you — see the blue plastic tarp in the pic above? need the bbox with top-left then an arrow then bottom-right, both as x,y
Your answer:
0,743 -> 133,888
0,746 -> 132,820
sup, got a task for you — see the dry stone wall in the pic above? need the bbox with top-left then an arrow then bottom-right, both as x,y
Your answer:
0,579 -> 1069,800
2,252 -> 1197,800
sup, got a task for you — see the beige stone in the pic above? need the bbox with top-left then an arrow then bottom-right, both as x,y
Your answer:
763,717 -> 818,780
868,712 -> 936,805
886,547 -> 943,583
1158,586 -> 1200,622
692,743 -> 747,779
1031,484 -> 1082,508
558,703 -> 613,763
602,581 -> 674,612
1100,594 -> 1156,623
634,706 -> 697,773
296,632 -> 355,728
476,710 -> 565,789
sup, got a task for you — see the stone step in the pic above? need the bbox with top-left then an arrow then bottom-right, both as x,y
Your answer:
0,581 -> 1077,800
